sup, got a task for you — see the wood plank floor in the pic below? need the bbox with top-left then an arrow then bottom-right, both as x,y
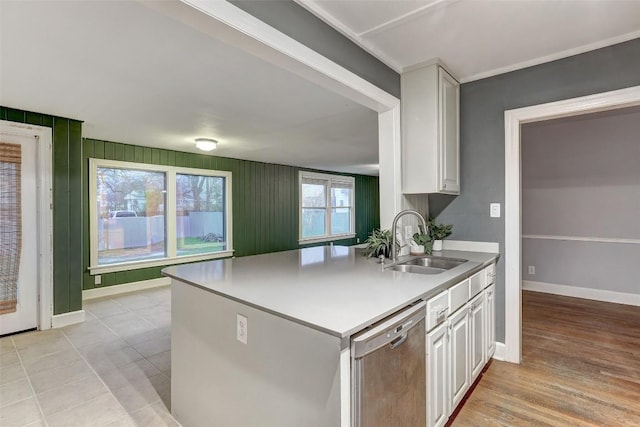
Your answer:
453,291 -> 640,426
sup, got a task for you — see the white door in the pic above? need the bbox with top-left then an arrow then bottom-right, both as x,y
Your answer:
448,305 -> 470,410
469,292 -> 486,381
427,322 -> 449,427
485,284 -> 496,359
0,132 -> 38,335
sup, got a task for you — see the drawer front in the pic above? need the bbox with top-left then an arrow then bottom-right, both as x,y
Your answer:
485,263 -> 496,286
426,290 -> 449,331
449,278 -> 469,314
469,271 -> 485,299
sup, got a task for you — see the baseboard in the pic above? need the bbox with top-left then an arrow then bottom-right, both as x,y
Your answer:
83,277 -> 171,301
52,310 -> 86,328
522,280 -> 640,307
492,342 -> 506,361
443,240 -> 500,253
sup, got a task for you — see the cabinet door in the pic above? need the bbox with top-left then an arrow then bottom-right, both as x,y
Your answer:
427,323 -> 448,427
469,292 -> 486,381
485,284 -> 496,359
438,67 -> 460,194
448,306 -> 469,410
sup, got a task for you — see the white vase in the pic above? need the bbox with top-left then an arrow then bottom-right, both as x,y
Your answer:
432,240 -> 443,251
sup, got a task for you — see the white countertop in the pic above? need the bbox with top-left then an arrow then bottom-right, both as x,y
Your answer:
162,246 -> 499,338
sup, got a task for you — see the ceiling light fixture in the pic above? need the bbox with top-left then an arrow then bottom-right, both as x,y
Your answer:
195,138 -> 218,152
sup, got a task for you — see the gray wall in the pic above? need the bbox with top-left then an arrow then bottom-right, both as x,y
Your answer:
436,38 -> 640,342
229,0 -> 400,98
521,107 -> 640,294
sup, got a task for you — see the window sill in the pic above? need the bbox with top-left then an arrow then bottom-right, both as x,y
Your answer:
89,250 -> 235,275
298,234 -> 356,245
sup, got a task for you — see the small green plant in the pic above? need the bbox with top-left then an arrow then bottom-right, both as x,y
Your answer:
412,232 -> 433,255
428,218 -> 453,241
413,233 -> 433,255
364,229 -> 393,258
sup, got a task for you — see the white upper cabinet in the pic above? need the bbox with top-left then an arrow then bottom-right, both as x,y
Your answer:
401,63 -> 460,195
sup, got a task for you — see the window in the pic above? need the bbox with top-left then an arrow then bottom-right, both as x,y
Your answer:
299,171 -> 355,243
89,159 -> 232,274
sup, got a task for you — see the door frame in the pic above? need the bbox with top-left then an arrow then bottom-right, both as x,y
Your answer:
0,120 -> 53,331
503,85 -> 640,363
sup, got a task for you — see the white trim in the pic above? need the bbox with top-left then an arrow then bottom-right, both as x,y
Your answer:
461,30 -> 640,83
299,234 -> 356,246
504,85 -> 640,364
378,106 -> 403,228
88,158 -> 233,274
88,250 -> 234,275
523,280 -> 640,307
522,234 -> 640,245
83,277 -> 170,301
0,121 -> 54,331
51,310 -> 86,328
442,240 -> 499,253
492,342 -> 506,361
339,346 -> 351,427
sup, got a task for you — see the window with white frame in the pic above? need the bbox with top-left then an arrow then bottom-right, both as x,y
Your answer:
299,171 -> 355,243
89,159 -> 232,274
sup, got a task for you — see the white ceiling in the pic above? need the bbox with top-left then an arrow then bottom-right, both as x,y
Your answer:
0,0 -> 379,175
3,1 -> 639,178
297,0 -> 640,82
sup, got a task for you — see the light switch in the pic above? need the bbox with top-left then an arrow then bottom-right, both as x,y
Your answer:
490,203 -> 501,218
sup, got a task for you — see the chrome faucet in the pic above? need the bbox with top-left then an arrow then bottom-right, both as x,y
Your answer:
390,209 -> 427,263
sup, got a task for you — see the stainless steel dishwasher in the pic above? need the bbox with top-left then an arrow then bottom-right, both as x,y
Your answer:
351,301 -> 426,427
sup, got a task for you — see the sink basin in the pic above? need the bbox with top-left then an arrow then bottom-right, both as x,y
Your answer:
400,256 -> 468,270
389,264 -> 448,275
387,256 -> 468,275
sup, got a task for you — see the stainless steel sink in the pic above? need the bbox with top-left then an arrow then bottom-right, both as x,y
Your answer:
400,256 -> 468,270
387,256 -> 468,275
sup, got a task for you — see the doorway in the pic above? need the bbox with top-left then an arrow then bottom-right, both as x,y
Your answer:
0,121 -> 52,335
502,85 -> 640,363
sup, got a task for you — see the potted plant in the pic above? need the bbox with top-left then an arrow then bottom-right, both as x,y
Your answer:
411,232 -> 432,255
364,229 -> 393,258
428,218 -> 452,251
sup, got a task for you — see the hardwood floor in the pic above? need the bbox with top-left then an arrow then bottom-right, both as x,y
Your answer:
453,290 -> 640,426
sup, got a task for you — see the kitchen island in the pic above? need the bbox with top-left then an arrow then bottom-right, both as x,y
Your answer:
163,245 -> 498,427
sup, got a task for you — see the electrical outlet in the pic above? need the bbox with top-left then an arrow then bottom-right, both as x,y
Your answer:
404,225 -> 413,240
356,237 -> 360,244
490,203 -> 501,218
94,275 -> 101,285
528,266 -> 535,275
237,314 -> 248,344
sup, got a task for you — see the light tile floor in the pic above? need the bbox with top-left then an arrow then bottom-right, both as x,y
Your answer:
0,286 -> 178,427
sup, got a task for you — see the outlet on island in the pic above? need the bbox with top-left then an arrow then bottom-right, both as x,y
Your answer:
237,314 -> 248,344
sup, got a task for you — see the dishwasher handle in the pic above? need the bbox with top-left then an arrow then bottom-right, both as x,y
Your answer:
389,333 -> 408,349
351,301 -> 426,359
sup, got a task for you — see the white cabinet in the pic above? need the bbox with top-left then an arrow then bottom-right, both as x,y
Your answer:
448,305 -> 470,410
401,63 -> 460,195
469,292 -> 486,381
426,322 -> 449,427
485,284 -> 496,359
424,262 -> 496,427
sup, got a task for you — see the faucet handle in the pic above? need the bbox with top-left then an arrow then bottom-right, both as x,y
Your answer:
378,254 -> 386,264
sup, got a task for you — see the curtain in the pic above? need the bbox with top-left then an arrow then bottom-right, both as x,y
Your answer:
0,142 -> 21,314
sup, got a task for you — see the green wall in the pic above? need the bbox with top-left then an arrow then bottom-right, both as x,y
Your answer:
1,106 -> 83,315
83,138 -> 380,290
